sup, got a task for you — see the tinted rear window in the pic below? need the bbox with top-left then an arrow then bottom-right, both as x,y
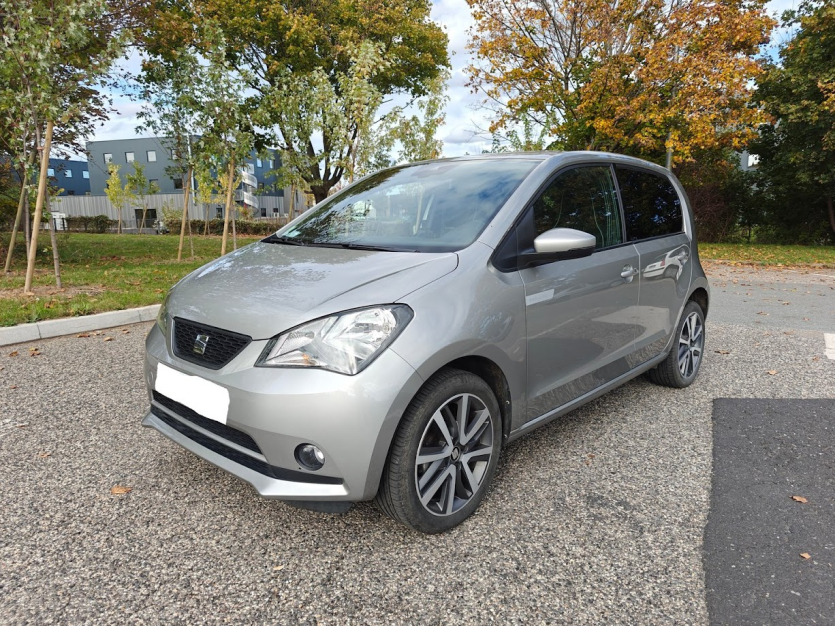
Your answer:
615,167 -> 683,241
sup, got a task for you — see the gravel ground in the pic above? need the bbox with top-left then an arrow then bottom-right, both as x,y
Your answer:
1,318 -> 832,625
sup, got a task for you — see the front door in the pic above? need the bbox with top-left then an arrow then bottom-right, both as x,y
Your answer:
519,165 -> 640,421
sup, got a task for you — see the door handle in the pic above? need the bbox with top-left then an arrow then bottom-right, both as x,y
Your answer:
621,266 -> 639,279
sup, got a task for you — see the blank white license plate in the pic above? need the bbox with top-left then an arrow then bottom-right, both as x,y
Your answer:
155,363 -> 230,424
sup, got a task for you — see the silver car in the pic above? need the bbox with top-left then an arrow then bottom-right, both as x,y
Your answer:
143,152 -> 709,533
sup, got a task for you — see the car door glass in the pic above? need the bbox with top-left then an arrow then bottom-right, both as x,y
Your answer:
532,167 -> 623,249
615,167 -> 683,241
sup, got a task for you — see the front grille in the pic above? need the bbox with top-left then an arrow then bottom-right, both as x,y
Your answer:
153,391 -> 261,454
172,318 -> 251,370
150,394 -> 343,486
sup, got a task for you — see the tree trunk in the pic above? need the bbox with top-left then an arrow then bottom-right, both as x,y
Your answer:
220,159 -> 235,256
828,195 -> 835,236
177,167 -> 192,261
140,200 -> 148,235
23,119 -> 54,294
46,193 -> 62,288
288,185 -> 295,221
187,210 -> 194,259
117,206 -> 122,234
232,206 -> 237,251
5,150 -> 36,274
23,191 -> 31,258
204,202 -> 209,236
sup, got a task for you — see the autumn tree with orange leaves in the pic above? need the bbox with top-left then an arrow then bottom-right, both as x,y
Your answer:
467,0 -> 775,168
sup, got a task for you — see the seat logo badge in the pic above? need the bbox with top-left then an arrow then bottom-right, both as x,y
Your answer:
193,334 -> 210,355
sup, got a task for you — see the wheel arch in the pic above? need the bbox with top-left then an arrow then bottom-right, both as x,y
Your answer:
688,286 -> 709,318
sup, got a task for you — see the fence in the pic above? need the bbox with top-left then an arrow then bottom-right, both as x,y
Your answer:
50,193 -> 290,233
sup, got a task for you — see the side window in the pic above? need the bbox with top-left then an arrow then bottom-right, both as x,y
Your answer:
615,167 -> 682,241
532,166 -> 622,249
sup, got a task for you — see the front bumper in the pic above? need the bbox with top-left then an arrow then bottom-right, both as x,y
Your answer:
142,324 -> 424,501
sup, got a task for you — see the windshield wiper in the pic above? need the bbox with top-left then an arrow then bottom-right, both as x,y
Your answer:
314,242 -> 417,253
262,234 -> 308,246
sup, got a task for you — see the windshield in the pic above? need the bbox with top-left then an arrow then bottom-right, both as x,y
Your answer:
270,159 -> 538,252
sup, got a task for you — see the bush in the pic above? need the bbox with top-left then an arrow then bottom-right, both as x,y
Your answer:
65,215 -> 115,233
187,218 -> 277,236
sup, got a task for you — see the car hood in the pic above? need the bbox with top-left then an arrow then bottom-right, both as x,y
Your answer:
167,242 -> 458,339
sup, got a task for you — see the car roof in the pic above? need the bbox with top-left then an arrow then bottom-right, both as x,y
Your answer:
412,151 -> 673,175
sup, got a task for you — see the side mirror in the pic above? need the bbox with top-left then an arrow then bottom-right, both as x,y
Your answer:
518,228 -> 596,269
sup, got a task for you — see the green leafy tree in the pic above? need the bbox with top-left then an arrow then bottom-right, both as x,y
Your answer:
0,0 -> 126,293
136,50 -> 202,258
126,162 -> 160,235
752,0 -> 835,242
141,0 -> 449,203
104,163 -> 135,234
394,69 -> 450,163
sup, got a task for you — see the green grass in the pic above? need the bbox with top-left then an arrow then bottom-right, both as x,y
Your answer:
1,234 -> 833,327
700,243 -> 835,268
0,233 -> 260,327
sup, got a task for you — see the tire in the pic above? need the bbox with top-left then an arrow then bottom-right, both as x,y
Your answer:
375,368 -> 502,533
648,300 -> 706,388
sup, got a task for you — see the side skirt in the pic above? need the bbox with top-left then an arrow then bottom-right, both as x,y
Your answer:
507,351 -> 669,443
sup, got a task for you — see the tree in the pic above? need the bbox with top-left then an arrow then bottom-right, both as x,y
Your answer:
752,0 -> 835,242
395,69 -> 449,163
466,0 -> 775,167
126,162 -> 160,234
104,163 -> 134,234
0,0 -> 126,293
136,49 -> 201,259
141,0 -> 449,202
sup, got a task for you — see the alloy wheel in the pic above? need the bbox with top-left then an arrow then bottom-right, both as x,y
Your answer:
678,311 -> 704,379
414,393 -> 494,516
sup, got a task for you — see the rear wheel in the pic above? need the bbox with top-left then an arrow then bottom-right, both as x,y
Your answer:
648,300 -> 705,388
375,369 -> 502,533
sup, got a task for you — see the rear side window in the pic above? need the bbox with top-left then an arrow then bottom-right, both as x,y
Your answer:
532,166 -> 623,249
615,167 -> 682,241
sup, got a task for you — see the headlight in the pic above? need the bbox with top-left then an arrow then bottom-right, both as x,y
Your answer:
156,293 -> 171,337
256,305 -> 413,375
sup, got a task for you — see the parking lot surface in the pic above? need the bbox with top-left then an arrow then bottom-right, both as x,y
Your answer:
1,266 -> 833,624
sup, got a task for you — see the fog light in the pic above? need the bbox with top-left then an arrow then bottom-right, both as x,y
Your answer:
296,444 -> 325,470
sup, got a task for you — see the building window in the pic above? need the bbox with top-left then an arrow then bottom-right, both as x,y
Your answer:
269,159 -> 274,169
65,170 -> 73,178
104,153 -> 113,164
67,190 -> 75,196
82,170 -> 89,179
261,207 -> 267,217
216,207 -> 223,219
258,182 -> 265,190
256,158 -> 262,168
147,150 -> 157,162
47,168 -> 55,177
173,178 -> 183,190
246,163 -> 255,175
125,152 -> 135,162
149,179 -> 158,186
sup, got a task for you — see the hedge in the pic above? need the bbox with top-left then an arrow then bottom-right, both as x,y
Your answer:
64,215 -> 116,233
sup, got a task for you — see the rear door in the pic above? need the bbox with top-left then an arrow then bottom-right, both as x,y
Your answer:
518,165 -> 641,421
614,166 -> 692,364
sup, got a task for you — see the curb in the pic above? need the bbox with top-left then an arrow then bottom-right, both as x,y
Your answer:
0,305 -> 160,347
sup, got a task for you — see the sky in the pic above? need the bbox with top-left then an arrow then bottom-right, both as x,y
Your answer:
90,0 -> 801,159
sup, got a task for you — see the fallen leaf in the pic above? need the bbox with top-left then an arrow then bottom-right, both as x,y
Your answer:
757,311 -> 770,316
803,317 -> 810,321
800,553 -> 811,560
767,370 -> 778,375
8,351 -> 18,357
273,565 -> 284,571
103,337 -> 113,342
715,349 -> 731,355
38,451 -> 51,458
121,329 -> 130,334
782,301 -> 791,305
76,333 -> 90,338
15,423 -> 28,428
9,385 -> 18,390
791,495 -> 808,504
110,485 -> 132,495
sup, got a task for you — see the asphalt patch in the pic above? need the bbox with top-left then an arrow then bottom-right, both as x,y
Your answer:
705,398 -> 835,625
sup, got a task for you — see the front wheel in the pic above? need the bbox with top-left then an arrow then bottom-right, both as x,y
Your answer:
375,369 -> 502,533
648,300 -> 706,388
